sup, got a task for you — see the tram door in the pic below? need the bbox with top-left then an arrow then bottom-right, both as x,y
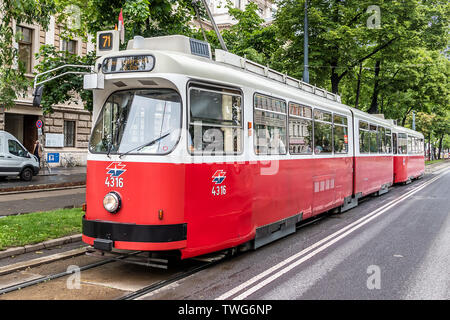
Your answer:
393,133 -> 398,154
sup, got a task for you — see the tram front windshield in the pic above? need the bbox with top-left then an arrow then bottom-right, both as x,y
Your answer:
89,89 -> 181,155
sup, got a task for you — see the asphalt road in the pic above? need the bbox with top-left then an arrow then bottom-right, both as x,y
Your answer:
140,163 -> 450,300
0,187 -> 86,216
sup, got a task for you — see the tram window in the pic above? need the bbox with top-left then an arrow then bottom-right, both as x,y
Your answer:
398,133 -> 407,154
314,109 -> 332,154
385,129 -> 392,153
254,94 -> 287,155
89,89 -> 182,155
189,86 -> 242,155
378,127 -> 386,153
359,121 -> 368,130
407,136 -> 413,154
288,102 -> 312,154
419,138 -> 424,154
414,137 -> 420,154
333,114 -> 348,154
359,121 -> 370,153
369,124 -> 378,154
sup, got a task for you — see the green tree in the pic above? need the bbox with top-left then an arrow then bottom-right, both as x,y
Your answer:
274,0 -> 449,104
53,0 -> 198,42
199,1 -> 279,65
0,0 -> 56,110
33,0 -> 200,113
34,45 -> 96,114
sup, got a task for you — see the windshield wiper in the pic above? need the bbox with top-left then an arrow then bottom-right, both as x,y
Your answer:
118,132 -> 171,159
106,142 -> 112,158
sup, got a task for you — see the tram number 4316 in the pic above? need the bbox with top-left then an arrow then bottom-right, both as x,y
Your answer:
105,177 -> 124,188
212,185 -> 226,196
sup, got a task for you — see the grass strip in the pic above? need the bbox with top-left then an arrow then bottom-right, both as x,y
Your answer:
0,208 -> 83,251
425,159 -> 446,165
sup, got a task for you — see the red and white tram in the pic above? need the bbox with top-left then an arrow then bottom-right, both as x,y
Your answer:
392,126 -> 425,184
81,34 -> 425,259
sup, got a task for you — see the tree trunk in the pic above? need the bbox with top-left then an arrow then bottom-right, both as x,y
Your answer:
368,60 -> 381,114
438,135 -> 443,159
331,62 -> 339,94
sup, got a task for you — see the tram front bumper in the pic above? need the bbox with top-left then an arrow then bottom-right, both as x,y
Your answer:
82,216 -> 187,251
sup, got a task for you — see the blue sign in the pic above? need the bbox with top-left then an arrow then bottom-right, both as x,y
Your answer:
36,120 -> 43,129
47,153 -> 60,163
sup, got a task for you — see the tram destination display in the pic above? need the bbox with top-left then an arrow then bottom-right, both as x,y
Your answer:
102,55 -> 155,73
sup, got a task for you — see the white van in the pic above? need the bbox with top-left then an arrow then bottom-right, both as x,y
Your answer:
0,131 -> 40,181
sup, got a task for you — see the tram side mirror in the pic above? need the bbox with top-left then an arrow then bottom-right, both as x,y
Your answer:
33,85 -> 44,108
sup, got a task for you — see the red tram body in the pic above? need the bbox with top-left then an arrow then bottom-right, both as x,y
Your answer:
81,35 -> 425,259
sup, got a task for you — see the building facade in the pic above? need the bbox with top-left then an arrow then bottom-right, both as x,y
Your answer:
206,0 -> 276,29
0,16 -> 95,167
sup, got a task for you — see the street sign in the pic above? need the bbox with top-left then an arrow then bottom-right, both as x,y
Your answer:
36,120 -> 43,129
47,153 -> 60,163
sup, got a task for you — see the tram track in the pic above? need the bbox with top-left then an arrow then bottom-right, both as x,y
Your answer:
118,260 -> 219,300
0,251 -> 141,296
0,248 -> 227,300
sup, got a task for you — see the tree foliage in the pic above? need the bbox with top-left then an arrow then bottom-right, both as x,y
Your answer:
32,0 -> 200,113
34,45 -> 96,114
0,0 -> 56,110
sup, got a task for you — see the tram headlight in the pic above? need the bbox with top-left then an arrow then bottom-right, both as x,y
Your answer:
103,192 -> 121,213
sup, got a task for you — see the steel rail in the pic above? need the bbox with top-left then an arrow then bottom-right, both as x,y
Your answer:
118,260 -> 219,300
0,251 -> 141,296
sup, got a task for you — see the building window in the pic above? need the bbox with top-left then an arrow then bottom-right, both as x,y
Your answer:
61,39 -> 78,54
188,85 -> 243,155
64,120 -> 76,147
254,94 -> 287,155
16,26 -> 33,73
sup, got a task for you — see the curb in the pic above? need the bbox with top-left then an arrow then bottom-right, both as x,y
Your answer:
0,234 -> 82,260
0,247 -> 87,276
0,184 -> 86,196
0,181 -> 86,194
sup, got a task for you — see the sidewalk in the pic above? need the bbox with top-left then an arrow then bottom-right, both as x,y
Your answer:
0,166 -> 86,193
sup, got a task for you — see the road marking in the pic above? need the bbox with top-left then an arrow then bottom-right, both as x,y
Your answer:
216,169 -> 449,300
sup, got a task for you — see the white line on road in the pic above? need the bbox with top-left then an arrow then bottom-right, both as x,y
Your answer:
216,169 -> 449,300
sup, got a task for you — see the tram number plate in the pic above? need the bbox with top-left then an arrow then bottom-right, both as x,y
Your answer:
212,185 -> 226,196
105,177 -> 124,188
